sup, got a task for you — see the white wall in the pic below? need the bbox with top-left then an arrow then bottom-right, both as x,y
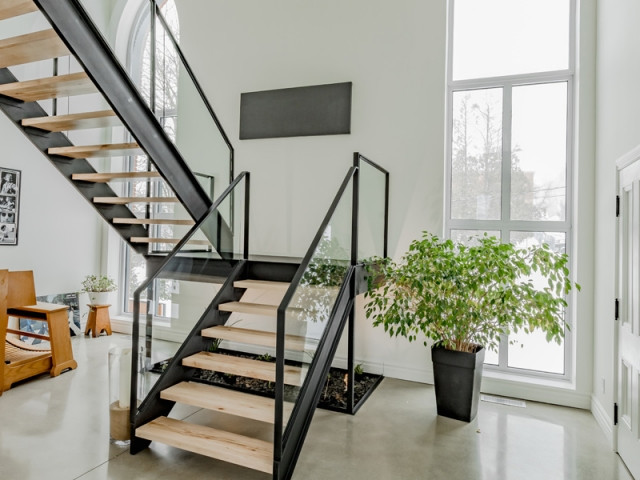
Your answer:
0,114 -> 102,295
592,0 -> 640,443
174,0 -> 448,383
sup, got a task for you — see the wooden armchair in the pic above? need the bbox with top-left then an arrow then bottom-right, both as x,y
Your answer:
1,270 -> 77,394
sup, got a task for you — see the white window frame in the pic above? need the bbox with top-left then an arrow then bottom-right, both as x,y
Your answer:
119,0 -> 179,317
444,0 -> 576,381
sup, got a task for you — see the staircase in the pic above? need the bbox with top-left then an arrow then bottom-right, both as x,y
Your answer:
0,0 -> 217,254
0,1 -> 389,479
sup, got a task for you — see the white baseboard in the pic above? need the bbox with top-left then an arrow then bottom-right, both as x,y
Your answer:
591,395 -> 615,449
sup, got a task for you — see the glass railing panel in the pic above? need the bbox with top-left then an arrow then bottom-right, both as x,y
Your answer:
280,180 -> 352,431
357,157 -> 387,261
157,21 -> 231,200
132,173 -> 248,400
74,0 -> 232,201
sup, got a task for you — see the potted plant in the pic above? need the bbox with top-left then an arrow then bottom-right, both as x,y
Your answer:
365,232 -> 579,422
82,274 -> 117,306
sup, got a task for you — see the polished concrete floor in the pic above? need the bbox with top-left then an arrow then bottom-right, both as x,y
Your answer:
0,334 -> 633,480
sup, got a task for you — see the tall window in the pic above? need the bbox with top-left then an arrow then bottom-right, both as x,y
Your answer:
446,0 -> 574,377
121,0 -> 180,315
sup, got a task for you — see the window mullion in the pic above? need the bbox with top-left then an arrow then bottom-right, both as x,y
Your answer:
501,84 -> 513,225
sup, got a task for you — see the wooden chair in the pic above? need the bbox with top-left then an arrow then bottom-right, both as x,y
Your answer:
1,270 -> 78,394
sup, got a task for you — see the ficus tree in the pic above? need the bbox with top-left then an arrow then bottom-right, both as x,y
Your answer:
365,233 -> 580,353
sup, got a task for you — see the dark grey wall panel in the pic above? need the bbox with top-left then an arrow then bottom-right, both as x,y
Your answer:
240,82 -> 352,140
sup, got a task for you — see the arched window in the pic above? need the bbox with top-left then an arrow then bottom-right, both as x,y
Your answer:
122,0 -> 181,315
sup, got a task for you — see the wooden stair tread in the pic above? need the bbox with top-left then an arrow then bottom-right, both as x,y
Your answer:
135,416 -> 272,474
202,325 -> 306,351
0,30 -> 68,68
93,196 -> 179,205
22,110 -> 119,132
49,142 -> 142,159
72,171 -> 161,182
183,352 -> 303,386
161,381 -> 292,424
233,279 -> 290,292
113,218 -> 195,226
130,237 -> 210,246
218,301 -> 277,316
0,0 -> 38,21
0,72 -> 95,102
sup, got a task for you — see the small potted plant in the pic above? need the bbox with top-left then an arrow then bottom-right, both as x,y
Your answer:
365,232 -> 579,422
82,274 -> 117,305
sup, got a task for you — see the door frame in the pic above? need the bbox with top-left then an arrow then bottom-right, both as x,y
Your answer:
614,145 -> 640,454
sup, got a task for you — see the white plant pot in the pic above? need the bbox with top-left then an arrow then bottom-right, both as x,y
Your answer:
87,291 -> 111,306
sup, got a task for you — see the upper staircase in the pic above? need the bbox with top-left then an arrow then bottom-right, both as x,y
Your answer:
0,0 -> 229,254
0,1 -> 390,479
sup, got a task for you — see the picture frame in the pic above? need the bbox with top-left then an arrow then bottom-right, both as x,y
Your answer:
0,167 -> 20,245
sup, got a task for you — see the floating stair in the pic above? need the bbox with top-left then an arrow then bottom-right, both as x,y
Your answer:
22,110 -> 120,132
71,172 -> 161,183
160,381 -> 292,424
183,352 -> 303,386
130,237 -> 210,246
112,218 -> 195,226
233,279 -> 290,293
218,301 -> 277,317
93,196 -> 179,205
49,142 -> 142,159
136,416 -> 273,474
0,0 -> 38,21
0,72 -> 95,101
0,29 -> 68,68
202,325 -> 306,351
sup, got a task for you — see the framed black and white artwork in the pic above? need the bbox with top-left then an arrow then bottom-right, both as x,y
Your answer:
0,167 -> 20,245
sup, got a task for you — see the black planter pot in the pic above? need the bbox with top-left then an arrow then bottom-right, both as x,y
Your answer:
431,343 -> 485,422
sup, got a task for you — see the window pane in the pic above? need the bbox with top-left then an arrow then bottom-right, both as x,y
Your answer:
507,231 -> 566,374
451,229 -> 500,245
511,83 -> 567,221
452,0 -> 571,80
451,88 -> 502,220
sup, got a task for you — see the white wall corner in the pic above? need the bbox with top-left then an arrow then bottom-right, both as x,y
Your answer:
591,394 -> 615,449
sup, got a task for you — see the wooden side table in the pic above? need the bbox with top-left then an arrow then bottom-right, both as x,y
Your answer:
85,304 -> 112,337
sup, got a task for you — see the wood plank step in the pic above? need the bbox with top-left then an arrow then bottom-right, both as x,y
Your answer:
233,279 -> 290,292
202,326 -> 306,351
161,381 -> 292,424
113,218 -> 195,226
218,301 -> 277,316
0,30 -> 68,68
0,0 -> 38,21
93,196 -> 179,205
136,416 -> 272,474
72,171 -> 161,182
22,110 -> 119,132
130,237 -> 211,246
0,72 -> 95,102
49,142 -> 142,159
182,352 -> 303,386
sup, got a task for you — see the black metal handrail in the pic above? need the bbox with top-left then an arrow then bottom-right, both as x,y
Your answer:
130,171 -> 250,421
